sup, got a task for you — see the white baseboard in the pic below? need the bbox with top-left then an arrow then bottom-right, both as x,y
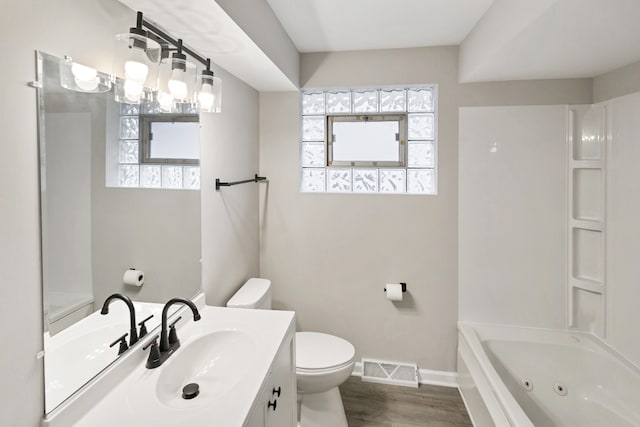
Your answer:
351,362 -> 458,388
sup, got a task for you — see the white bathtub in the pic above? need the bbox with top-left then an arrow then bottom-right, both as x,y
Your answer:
457,322 -> 640,427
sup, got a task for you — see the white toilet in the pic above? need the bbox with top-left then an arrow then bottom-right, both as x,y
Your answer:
227,278 -> 355,427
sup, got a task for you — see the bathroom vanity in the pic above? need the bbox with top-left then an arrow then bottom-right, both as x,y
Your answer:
43,294 -> 296,427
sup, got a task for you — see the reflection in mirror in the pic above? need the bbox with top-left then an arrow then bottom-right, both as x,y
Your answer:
37,52 -> 201,413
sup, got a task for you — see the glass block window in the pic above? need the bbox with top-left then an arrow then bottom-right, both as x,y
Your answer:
300,86 -> 438,195
115,101 -> 200,190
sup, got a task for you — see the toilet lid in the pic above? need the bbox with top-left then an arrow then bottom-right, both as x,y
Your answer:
296,332 -> 355,370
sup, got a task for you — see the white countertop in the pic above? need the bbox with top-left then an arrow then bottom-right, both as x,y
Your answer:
70,305 -> 295,427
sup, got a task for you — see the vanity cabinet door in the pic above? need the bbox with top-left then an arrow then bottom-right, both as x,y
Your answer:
244,332 -> 296,427
264,334 -> 296,427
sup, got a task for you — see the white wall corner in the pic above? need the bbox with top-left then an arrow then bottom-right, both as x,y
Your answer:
458,0 -> 559,83
214,0 -> 300,88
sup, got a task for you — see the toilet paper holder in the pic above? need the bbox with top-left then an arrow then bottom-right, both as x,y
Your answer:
384,282 -> 407,293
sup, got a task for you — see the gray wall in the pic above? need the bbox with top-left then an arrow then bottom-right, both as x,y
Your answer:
201,67 -> 261,306
260,46 -> 591,372
0,0 -> 135,425
593,60 -> 640,103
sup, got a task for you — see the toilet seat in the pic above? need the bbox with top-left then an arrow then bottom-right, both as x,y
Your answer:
296,332 -> 355,372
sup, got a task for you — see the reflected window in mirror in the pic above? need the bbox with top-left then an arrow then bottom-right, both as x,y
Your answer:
112,102 -> 200,190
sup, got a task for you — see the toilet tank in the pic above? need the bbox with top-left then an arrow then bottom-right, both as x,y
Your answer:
226,278 -> 272,309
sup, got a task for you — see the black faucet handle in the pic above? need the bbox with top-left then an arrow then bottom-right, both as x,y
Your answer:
142,334 -> 159,350
109,333 -> 129,355
137,314 -> 154,338
168,316 -> 182,347
169,316 -> 182,329
143,335 -> 162,369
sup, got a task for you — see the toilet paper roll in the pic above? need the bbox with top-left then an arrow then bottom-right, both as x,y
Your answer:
385,283 -> 403,302
123,269 -> 144,287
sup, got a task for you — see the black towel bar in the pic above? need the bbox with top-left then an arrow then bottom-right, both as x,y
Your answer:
215,174 -> 267,190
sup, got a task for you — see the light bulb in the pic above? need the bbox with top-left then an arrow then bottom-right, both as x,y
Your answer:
71,63 -> 98,91
158,91 -> 174,112
124,80 -> 143,103
168,68 -> 188,100
198,83 -> 214,111
124,50 -> 149,84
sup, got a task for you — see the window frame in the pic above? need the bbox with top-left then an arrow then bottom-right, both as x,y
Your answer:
327,114 -> 407,168
139,114 -> 200,165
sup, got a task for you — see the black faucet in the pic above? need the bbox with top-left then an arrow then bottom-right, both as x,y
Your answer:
160,298 -> 201,351
101,293 -> 138,346
145,298 -> 201,369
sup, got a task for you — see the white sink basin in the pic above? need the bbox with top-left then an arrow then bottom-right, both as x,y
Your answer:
156,330 -> 256,408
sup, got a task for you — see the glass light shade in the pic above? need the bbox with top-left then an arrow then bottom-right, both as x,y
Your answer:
197,75 -> 222,113
168,67 -> 188,100
59,57 -> 111,93
156,57 -> 175,112
113,77 -> 153,104
112,32 -> 161,103
156,56 -> 197,109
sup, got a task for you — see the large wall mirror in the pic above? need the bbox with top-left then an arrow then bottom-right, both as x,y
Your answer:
37,52 -> 202,413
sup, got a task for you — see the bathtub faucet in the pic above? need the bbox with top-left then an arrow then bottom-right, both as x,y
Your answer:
101,293 -> 138,346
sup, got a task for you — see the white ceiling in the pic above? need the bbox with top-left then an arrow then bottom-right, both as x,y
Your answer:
265,0 -> 495,53
459,0 -> 640,82
268,0 -> 640,82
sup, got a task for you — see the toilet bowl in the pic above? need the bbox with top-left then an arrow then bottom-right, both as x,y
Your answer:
227,279 -> 355,427
295,332 -> 355,427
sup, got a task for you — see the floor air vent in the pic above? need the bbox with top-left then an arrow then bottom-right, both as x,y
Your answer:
361,358 -> 419,388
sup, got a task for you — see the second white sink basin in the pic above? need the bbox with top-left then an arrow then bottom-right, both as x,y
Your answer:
155,330 -> 256,408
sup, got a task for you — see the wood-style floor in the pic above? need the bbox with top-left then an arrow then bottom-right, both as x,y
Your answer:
340,377 -> 473,427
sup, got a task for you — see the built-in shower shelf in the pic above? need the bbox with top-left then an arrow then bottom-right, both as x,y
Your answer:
567,105 -> 607,337
570,277 -> 604,294
571,160 -> 603,169
570,219 -> 604,232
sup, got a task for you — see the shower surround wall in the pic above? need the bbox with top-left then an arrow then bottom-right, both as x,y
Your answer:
603,91 -> 640,367
458,105 -> 568,329
260,46 -> 591,373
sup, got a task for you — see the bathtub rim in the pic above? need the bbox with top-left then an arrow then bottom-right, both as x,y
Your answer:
458,321 -> 640,427
458,321 -> 534,426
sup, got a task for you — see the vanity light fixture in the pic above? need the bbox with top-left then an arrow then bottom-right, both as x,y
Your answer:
59,56 -> 111,93
112,11 -> 222,112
